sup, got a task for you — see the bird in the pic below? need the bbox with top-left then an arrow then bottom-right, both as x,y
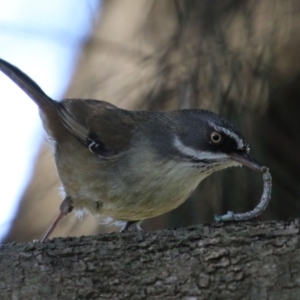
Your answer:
0,58 -> 263,241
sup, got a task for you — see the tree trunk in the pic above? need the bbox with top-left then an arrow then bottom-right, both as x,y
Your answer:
1,220 -> 300,299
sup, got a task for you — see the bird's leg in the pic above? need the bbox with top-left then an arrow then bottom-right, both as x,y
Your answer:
120,220 -> 143,232
41,196 -> 73,242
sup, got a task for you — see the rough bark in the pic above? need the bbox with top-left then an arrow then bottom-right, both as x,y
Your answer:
1,220 -> 300,299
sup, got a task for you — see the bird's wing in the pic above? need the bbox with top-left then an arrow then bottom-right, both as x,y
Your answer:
57,99 -> 140,158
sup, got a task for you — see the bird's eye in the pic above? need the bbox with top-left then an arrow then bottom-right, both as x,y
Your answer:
210,132 -> 222,144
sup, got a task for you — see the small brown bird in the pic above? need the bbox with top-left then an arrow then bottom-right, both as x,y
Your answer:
0,58 -> 263,241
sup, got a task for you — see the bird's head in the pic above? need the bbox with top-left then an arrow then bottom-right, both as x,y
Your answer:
169,109 -> 263,174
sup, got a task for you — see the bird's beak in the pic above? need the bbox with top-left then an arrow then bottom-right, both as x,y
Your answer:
230,152 -> 263,172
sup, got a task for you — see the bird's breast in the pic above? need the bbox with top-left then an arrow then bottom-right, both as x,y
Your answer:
56,145 -> 212,221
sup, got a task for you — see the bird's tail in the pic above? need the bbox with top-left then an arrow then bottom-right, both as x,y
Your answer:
0,58 -> 56,110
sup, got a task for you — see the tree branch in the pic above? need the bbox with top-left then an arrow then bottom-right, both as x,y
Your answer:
1,220 -> 300,299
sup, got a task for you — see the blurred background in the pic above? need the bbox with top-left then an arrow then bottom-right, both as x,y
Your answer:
1,0 -> 300,243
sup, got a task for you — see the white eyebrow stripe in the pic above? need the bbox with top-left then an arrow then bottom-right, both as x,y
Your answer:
173,136 -> 229,161
213,126 -> 245,150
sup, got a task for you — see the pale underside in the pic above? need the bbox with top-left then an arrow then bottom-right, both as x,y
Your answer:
56,140 -> 240,222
